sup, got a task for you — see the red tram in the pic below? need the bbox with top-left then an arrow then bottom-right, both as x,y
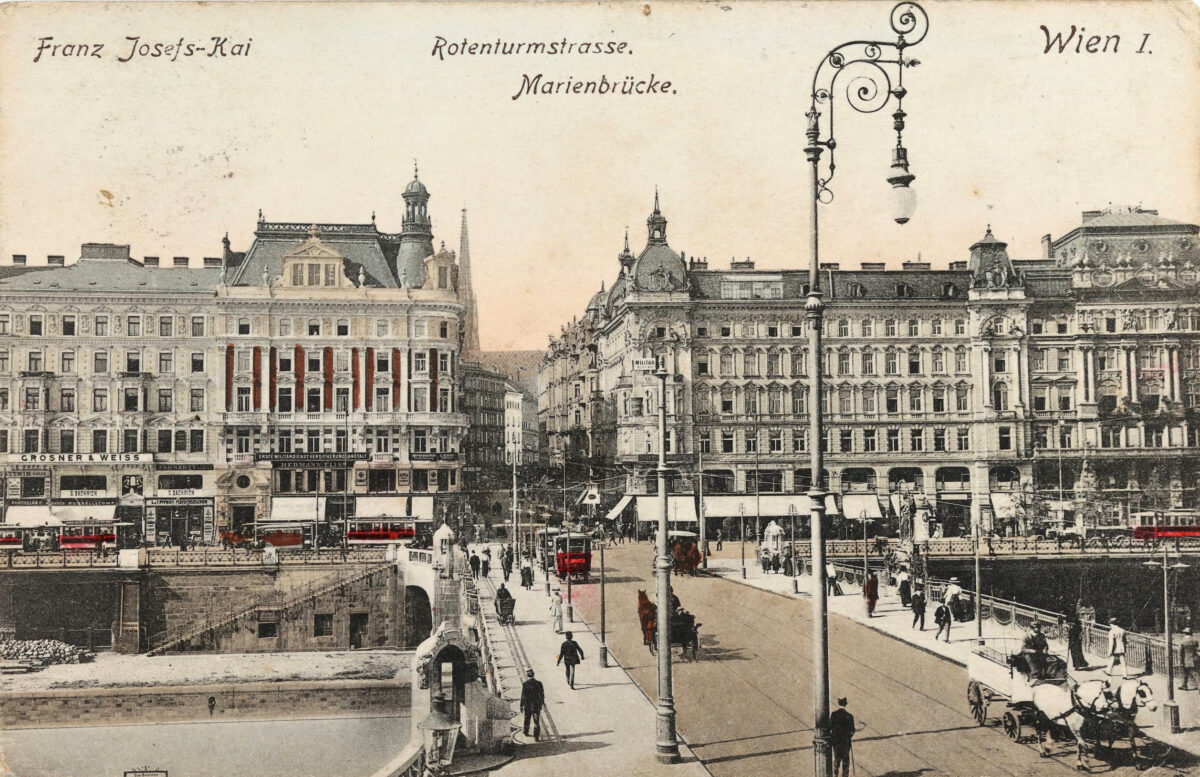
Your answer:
1132,511 -> 1200,541
346,519 -> 419,544
555,532 -> 592,582
57,525 -> 117,550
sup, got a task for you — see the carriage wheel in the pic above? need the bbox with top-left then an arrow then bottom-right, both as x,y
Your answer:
967,681 -> 988,725
1002,711 -> 1021,741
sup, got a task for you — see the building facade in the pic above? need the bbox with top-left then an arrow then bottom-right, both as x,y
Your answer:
539,201 -> 1200,537
0,173 -> 470,547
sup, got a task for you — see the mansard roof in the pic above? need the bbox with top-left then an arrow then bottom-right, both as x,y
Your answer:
230,222 -> 401,288
0,257 -> 222,293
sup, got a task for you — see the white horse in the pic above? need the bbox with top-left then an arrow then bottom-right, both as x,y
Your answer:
1031,678 -> 1157,770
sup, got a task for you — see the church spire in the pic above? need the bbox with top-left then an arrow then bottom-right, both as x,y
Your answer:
458,207 -> 481,356
646,189 -> 668,245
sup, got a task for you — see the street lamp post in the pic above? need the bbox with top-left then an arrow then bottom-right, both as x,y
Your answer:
739,503 -> 746,579
803,6 -> 928,774
599,539 -> 608,667
1146,548 -> 1188,734
789,504 -> 799,594
975,515 -> 984,643
653,356 -> 680,763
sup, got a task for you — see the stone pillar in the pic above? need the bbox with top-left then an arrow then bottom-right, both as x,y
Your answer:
981,345 -> 993,408
1012,344 -> 1025,411
1128,347 -> 1139,402
1170,347 -> 1182,402
357,348 -> 367,411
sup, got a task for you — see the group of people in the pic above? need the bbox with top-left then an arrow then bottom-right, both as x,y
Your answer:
758,545 -> 797,575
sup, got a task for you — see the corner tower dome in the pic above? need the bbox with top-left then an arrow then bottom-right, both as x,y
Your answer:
396,161 -> 434,286
631,190 -> 687,292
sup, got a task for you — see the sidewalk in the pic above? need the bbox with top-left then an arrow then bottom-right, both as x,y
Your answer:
470,544 -> 711,777
705,556 -> 1200,756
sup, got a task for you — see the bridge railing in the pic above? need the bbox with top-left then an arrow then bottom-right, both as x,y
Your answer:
2,546 -> 388,569
797,557 -> 1174,678
786,536 -> 1200,558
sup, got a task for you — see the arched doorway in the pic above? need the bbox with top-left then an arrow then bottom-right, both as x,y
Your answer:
404,585 -> 433,648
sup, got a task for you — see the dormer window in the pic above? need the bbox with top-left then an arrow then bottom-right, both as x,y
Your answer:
942,283 -> 959,298
848,282 -> 867,298
896,283 -> 914,298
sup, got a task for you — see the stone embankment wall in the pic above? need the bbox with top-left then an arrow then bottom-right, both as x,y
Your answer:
1,678 -> 410,729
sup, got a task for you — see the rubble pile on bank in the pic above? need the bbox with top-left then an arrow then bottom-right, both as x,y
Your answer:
0,639 -> 95,666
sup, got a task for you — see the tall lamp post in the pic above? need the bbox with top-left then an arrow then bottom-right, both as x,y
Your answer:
653,356 -> 680,762
803,5 -> 928,774
1145,548 -> 1188,734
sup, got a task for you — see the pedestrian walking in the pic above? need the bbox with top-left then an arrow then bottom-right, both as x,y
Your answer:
1106,617 -> 1128,678
469,552 -> 481,580
829,696 -> 856,777
519,669 -> 545,740
911,587 -> 926,630
770,553 -> 781,575
1179,627 -> 1199,690
1067,614 -> 1088,670
716,529 -> 723,551
863,570 -> 879,618
520,559 -> 533,590
934,601 -> 951,642
897,565 -> 911,607
557,631 -> 586,689
550,590 -> 564,633
944,577 -> 963,621
826,562 -> 843,596
759,547 -> 771,574
481,548 -> 491,578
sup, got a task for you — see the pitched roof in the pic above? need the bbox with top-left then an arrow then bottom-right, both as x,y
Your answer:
1082,211 -> 1189,229
230,223 -> 399,287
0,258 -> 222,293
473,350 -> 543,395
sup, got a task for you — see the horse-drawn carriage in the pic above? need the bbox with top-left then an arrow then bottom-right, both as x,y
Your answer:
636,590 -> 701,660
967,643 -> 1157,769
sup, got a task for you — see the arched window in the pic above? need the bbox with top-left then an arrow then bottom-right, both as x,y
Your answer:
848,282 -> 867,299
992,382 -> 1009,411
942,283 -> 959,298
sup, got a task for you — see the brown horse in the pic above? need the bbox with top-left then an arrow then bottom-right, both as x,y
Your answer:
637,589 -> 657,647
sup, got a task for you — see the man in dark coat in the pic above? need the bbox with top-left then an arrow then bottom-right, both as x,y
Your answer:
1067,614 -> 1088,670
469,552 -> 481,579
557,631 -> 586,689
934,601 -> 952,643
519,669 -> 545,740
829,696 -> 856,777
911,587 -> 926,630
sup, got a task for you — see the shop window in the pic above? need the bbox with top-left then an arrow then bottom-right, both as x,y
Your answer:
314,614 -> 334,637
368,469 -> 396,492
21,475 -> 45,497
159,474 -> 202,490
257,621 -> 278,639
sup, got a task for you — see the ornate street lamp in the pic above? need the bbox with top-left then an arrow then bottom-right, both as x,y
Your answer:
652,355 -> 680,762
804,5 -> 928,775
417,693 -> 462,777
1145,550 -> 1189,734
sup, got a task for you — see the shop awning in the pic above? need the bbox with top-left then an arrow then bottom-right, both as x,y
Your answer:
267,497 -> 326,522
991,492 -> 1017,519
605,494 -> 634,521
353,496 -> 434,521
4,506 -> 62,527
356,496 -> 413,519
842,494 -> 883,520
700,494 -> 816,518
636,495 -> 698,523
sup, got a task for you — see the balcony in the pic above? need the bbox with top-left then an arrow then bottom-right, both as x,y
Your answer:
223,411 -> 267,425
19,370 -> 56,379
119,371 -> 152,379
231,452 -> 254,467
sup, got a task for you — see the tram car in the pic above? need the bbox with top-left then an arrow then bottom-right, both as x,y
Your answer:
555,531 -> 592,582
0,529 -> 22,549
345,518 -> 420,545
534,527 -> 560,573
57,524 -> 118,551
1132,511 -> 1200,541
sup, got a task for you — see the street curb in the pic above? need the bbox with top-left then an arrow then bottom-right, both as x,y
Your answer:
714,571 -> 970,668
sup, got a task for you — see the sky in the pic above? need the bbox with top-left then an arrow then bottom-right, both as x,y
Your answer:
1,1 -> 1198,351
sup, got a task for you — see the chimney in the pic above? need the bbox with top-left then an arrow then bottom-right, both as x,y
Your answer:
11,254 -> 26,265
860,262 -> 885,270
203,257 -> 222,268
173,256 -> 189,268
901,261 -> 931,271
689,256 -> 708,271
730,258 -> 755,270
948,260 -> 967,271
80,243 -> 131,262
47,255 -> 65,266
143,256 -> 159,267
819,262 -> 839,271
1041,234 -> 1052,259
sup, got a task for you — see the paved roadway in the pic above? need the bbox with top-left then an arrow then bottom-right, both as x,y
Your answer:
566,542 -> 1194,777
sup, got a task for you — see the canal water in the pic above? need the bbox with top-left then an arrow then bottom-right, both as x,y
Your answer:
929,555 -> 1200,632
0,715 -> 410,777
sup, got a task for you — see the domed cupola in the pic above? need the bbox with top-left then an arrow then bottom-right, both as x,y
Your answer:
630,190 -> 688,292
396,161 -> 434,286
